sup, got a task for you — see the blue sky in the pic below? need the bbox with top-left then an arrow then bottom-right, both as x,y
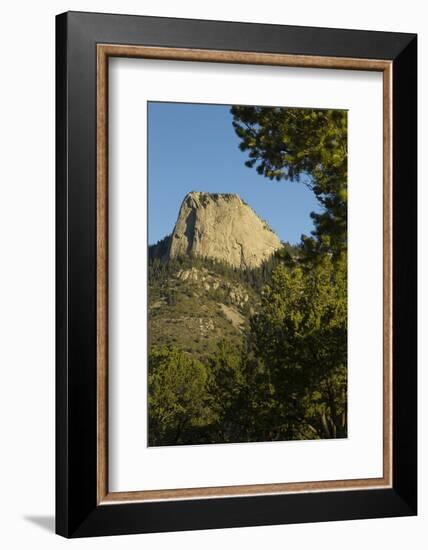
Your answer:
148,102 -> 322,245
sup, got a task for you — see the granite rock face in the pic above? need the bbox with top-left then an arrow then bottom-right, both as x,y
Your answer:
166,191 -> 281,269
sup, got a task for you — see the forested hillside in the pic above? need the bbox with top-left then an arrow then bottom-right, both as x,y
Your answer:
148,242 -> 346,446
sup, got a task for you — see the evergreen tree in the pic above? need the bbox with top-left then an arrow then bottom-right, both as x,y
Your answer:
231,106 -> 347,255
148,347 -> 214,445
250,253 -> 347,438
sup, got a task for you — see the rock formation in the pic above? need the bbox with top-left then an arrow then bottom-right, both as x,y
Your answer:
164,191 -> 281,269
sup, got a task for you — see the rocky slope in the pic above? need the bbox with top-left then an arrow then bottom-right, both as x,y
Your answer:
148,260 -> 257,359
155,192 -> 281,269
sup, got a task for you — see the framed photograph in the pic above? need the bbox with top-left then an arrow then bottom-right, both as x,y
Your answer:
56,11 -> 417,537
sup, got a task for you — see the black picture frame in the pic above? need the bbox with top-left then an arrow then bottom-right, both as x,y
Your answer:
56,11 -> 417,538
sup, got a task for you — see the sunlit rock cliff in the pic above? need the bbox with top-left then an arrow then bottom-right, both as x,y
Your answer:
158,191 -> 281,269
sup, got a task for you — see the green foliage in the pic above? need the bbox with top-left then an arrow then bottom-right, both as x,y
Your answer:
148,347 -> 214,446
250,253 -> 347,439
147,252 -> 347,444
231,106 -> 347,255
205,340 -> 246,441
147,251 -> 348,445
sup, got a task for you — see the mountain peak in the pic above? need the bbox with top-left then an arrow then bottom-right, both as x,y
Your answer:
163,191 -> 281,269
184,191 -> 242,205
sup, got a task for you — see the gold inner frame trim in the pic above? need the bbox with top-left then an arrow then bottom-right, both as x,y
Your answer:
96,44 -> 393,505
